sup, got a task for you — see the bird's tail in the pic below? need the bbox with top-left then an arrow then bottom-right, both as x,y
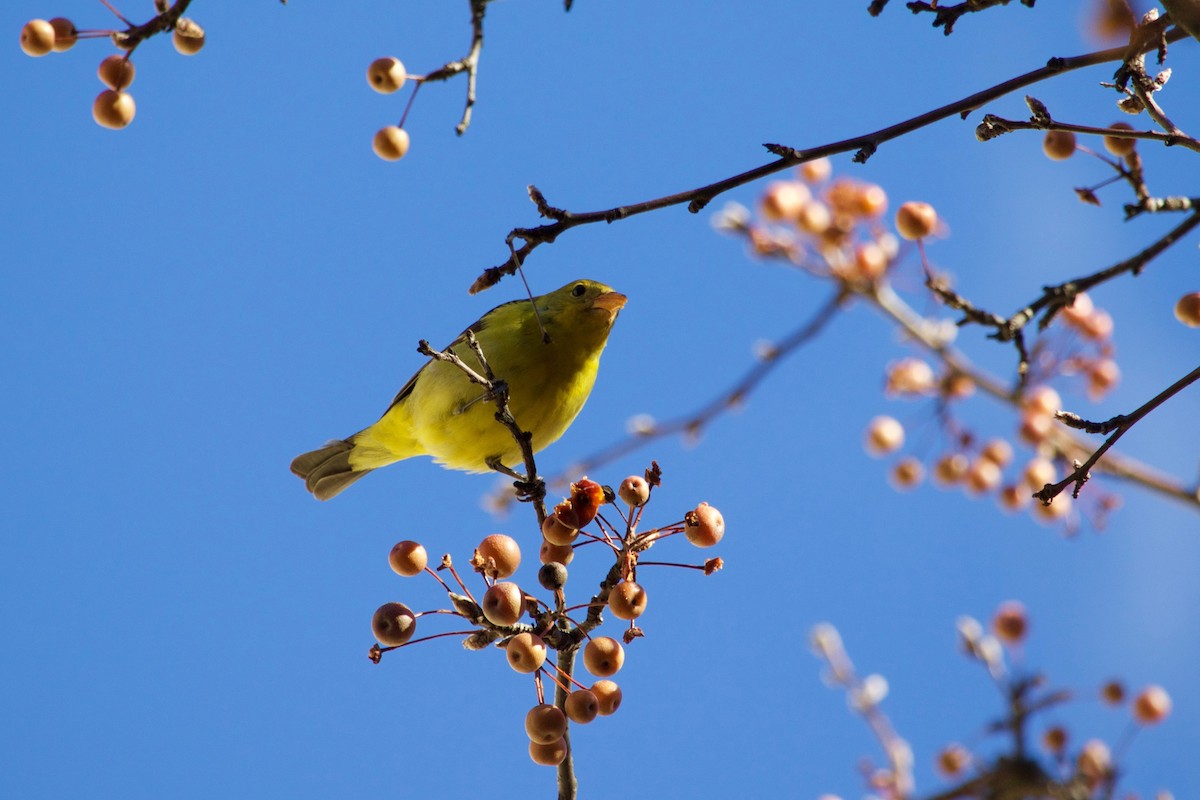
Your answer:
290,437 -> 374,500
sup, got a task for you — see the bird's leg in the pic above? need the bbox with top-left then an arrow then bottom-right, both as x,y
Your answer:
486,456 -> 546,505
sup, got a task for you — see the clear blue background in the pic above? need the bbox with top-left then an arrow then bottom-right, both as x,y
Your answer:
3,2 -> 1198,798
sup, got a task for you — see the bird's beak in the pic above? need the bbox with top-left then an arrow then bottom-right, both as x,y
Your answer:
590,291 -> 627,320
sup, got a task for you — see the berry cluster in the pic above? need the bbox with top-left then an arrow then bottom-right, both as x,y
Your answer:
812,601 -> 1174,800
369,466 -> 725,767
20,3 -> 205,130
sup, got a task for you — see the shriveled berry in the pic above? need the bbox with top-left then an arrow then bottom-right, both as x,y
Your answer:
505,632 -> 547,673
371,601 -> 416,646
1042,130 -> 1076,160
684,502 -> 724,547
98,55 -> 136,91
537,561 -> 568,591
565,689 -> 599,724
591,680 -> 622,715
618,475 -> 650,507
481,581 -> 524,626
372,126 -> 411,162
583,636 -> 625,677
367,57 -> 407,94
172,18 -> 205,55
541,512 -> 578,546
1174,292 -> 1200,327
528,737 -> 568,766
1133,684 -> 1172,724
525,703 -> 567,744
388,540 -> 427,577
539,538 -> 574,566
895,201 -> 937,240
555,478 -> 604,528
476,533 -> 520,578
92,90 -> 136,130
20,19 -> 55,56
49,17 -> 77,52
608,581 -> 648,620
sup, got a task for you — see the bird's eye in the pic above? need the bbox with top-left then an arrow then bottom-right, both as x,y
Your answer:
571,283 -> 587,297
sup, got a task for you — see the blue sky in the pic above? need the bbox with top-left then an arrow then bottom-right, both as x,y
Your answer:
4,2 -> 1199,798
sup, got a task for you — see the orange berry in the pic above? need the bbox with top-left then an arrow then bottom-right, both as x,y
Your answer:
889,456 -> 925,491
1061,292 -> 1094,327
856,183 -> 888,217
1087,359 -> 1120,399
980,439 -> 1014,468
760,180 -> 810,222
388,540 -> 428,577
1042,130 -> 1077,160
20,19 -> 55,56
608,581 -> 648,620
98,55 -> 136,91
965,459 -> 1002,495
1033,493 -> 1072,523
1133,684 -> 1172,724
865,415 -> 904,456
505,632 -> 547,673
481,581 -> 524,626
852,242 -> 888,281
539,538 -> 574,566
1018,411 -> 1053,446
1174,292 -> 1200,327
372,126 -> 411,161
557,478 -> 604,528
1077,739 -> 1111,781
1023,385 -> 1062,417
617,475 -> 650,507
936,744 -> 970,777
933,453 -> 969,487
885,358 -> 936,396
367,57 -> 407,94
583,636 -> 625,677
371,601 -> 417,646
998,484 -> 1030,513
942,372 -> 975,400
48,17 -> 77,52
684,502 -> 725,547
476,533 -> 520,578
1103,122 -> 1136,156
591,680 -> 622,715
92,90 -> 136,130
991,600 -> 1028,644
525,703 -> 567,744
895,201 -> 937,240
541,512 -> 578,546
1101,680 -> 1125,705
795,201 -> 831,235
172,19 -> 205,55
1080,309 -> 1114,340
564,689 -> 599,724
800,158 -> 831,183
528,737 -> 568,766
1042,726 -> 1067,755
1023,458 -> 1056,487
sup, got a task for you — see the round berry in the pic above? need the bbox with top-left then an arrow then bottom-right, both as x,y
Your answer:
591,680 -> 622,715
1033,493 -> 1072,523
886,358 -> 936,396
98,55 -> 136,91
991,601 -> 1028,644
1042,726 -> 1067,755
1042,130 -> 1076,160
371,601 -> 416,646
539,538 -> 574,566
1022,385 -> 1062,417
525,703 -> 567,744
20,19 -> 55,56
852,242 -> 888,281
618,475 -> 650,507
889,456 -> 925,490
895,201 -> 937,240
1103,122 -> 1136,156
1174,292 -> 1200,327
92,90 -> 136,130
795,201 -> 831,235
932,453 -> 969,487
537,561 -> 568,591
564,689 -> 599,724
1023,458 -> 1057,489
388,540 -> 428,577
372,126 -> 411,162
1101,680 -> 1125,705
583,636 -> 625,677
865,415 -> 904,456
541,512 -> 578,546
528,737 -> 568,766
367,57 -> 407,94
936,744 -> 970,777
172,19 -> 205,55
1133,684 -> 1171,724
476,534 -> 520,579
1077,739 -> 1111,781
760,180 -> 810,222
965,458 -> 1002,495
800,158 -> 831,183
48,17 -> 76,52
684,502 -> 724,547
505,632 -> 547,673
980,438 -> 1014,468
998,484 -> 1030,513
607,581 -> 648,620
481,582 -> 524,626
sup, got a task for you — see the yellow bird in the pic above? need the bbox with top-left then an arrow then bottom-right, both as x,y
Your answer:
291,279 -> 626,500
